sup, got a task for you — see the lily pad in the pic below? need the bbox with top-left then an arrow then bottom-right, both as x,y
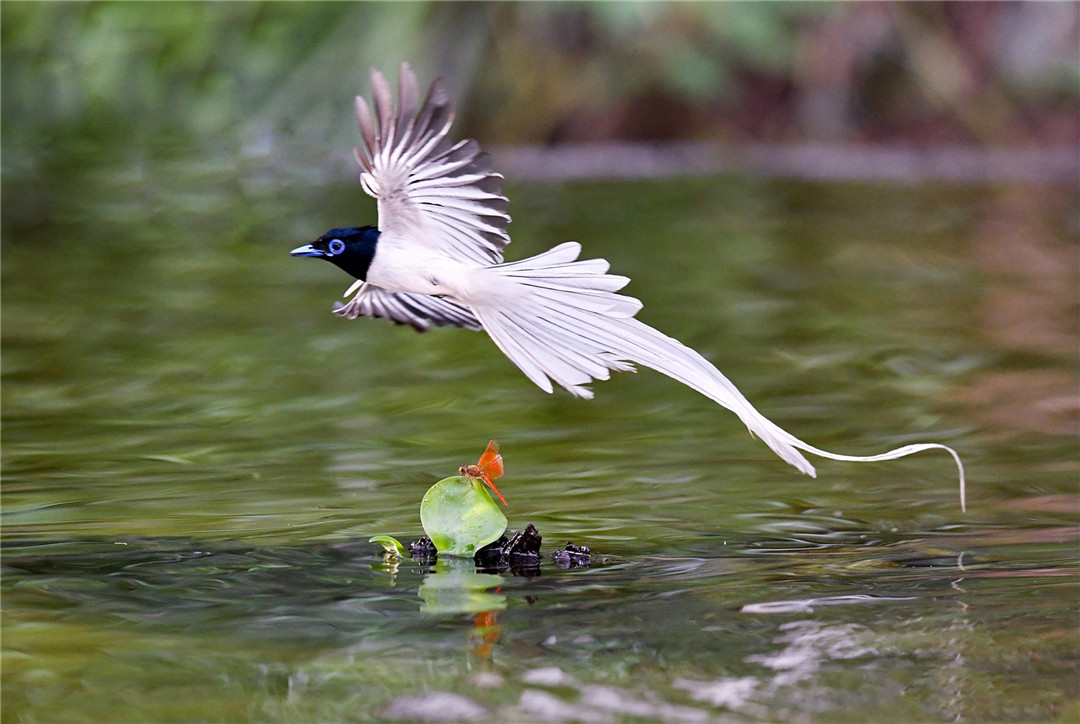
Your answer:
420,475 -> 507,557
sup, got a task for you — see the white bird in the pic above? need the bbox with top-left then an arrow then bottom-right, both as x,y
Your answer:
291,63 -> 966,510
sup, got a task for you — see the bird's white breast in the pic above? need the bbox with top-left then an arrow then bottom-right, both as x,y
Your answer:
366,234 -> 507,306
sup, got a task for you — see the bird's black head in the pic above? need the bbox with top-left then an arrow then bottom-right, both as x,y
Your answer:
290,225 -> 380,280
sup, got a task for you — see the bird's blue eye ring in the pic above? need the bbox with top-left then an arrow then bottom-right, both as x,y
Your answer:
328,239 -> 345,255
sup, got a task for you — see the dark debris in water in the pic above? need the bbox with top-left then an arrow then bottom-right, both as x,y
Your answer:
474,523 -> 542,576
505,523 -> 543,554
408,536 -> 438,563
408,524 -> 591,575
471,534 -> 508,569
553,542 -> 591,569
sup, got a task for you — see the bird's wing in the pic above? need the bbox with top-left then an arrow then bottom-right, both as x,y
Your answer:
333,283 -> 482,332
353,63 -> 510,265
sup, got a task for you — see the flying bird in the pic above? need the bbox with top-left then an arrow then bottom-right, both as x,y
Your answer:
291,63 -> 965,510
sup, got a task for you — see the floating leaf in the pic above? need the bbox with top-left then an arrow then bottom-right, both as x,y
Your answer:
369,535 -> 406,557
420,475 -> 507,557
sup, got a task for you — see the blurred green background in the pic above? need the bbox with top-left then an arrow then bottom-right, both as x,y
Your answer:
4,2 -> 1077,234
5,1 -> 1078,145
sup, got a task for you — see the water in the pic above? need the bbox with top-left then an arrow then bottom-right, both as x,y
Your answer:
3,150 -> 1077,721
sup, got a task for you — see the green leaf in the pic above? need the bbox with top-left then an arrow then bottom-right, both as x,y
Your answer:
369,535 -> 406,557
420,475 -> 507,557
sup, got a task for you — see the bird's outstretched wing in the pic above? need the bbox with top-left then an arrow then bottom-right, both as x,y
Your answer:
333,283 -> 481,332
354,62 -> 511,265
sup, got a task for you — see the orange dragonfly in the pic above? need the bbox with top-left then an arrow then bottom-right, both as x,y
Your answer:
459,440 -> 507,506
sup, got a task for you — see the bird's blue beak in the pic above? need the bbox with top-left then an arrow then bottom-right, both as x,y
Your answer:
290,244 -> 325,258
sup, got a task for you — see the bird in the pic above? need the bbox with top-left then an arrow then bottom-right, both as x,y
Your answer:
291,63 -> 966,510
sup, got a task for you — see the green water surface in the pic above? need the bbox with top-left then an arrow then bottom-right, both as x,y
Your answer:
3,156 -> 1077,721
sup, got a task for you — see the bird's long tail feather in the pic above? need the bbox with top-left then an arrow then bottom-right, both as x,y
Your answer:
471,242 -> 966,511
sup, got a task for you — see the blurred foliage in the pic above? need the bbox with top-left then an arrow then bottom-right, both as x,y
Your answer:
4,1 -> 1076,150
2,1 -> 1077,236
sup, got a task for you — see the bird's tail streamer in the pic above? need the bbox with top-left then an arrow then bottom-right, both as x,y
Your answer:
472,242 -> 966,511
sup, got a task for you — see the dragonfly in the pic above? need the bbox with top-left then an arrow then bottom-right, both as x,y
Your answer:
460,440 -> 507,506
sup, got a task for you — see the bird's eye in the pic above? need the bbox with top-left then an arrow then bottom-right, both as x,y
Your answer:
328,239 -> 345,255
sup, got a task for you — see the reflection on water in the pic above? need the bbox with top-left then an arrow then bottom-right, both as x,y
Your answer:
2,159 -> 1077,721
3,526 -> 1074,721
418,559 -> 506,615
